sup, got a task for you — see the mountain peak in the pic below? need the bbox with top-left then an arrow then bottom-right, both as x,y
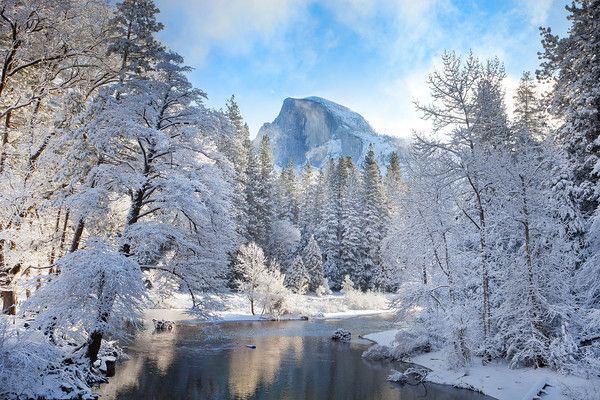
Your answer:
256,97 -> 404,168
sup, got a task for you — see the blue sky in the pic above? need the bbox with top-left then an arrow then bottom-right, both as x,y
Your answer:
155,0 -> 570,138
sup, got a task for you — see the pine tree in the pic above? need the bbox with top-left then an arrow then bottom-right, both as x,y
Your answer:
303,235 -> 325,292
338,158 -> 363,288
360,145 -> 389,290
513,72 -> 547,141
319,158 -> 341,277
539,0 -> 600,348
245,147 -> 262,244
340,274 -> 355,294
276,161 -> 299,223
385,151 -> 406,209
107,0 -> 166,81
298,163 -> 317,239
256,135 -> 277,249
539,0 -> 600,221
224,95 -> 250,240
285,255 -> 309,294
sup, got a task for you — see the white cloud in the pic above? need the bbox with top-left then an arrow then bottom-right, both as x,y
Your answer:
156,0 -> 310,64
520,0 -> 555,26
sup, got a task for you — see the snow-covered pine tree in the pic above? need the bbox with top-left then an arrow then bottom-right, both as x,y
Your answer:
107,0 -> 166,83
298,163 -> 319,241
303,235 -> 325,293
253,135 -> 277,250
539,1 -> 600,348
378,151 -> 407,292
338,157 -> 363,289
276,161 -> 299,223
360,145 -> 389,291
285,255 -> 309,294
340,274 -> 355,294
224,95 -> 251,240
539,0 -> 600,222
384,151 -> 406,208
319,158 -> 342,279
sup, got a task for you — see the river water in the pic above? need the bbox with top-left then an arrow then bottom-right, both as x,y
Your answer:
97,315 -> 494,400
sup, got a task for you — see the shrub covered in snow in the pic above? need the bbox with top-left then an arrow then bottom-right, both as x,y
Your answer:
343,289 -> 387,310
340,275 -> 355,294
362,344 -> 392,361
256,265 -> 291,319
392,330 -> 433,358
0,318 -> 98,399
315,279 -> 333,297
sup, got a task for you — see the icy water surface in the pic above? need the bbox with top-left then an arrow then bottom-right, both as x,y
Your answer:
97,315 -> 494,400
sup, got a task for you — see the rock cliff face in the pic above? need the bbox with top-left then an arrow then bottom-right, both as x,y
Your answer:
255,97 -> 406,168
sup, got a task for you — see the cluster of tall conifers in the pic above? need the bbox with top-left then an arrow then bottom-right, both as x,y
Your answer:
221,97 -> 405,292
0,0 -> 239,365
388,0 -> 600,372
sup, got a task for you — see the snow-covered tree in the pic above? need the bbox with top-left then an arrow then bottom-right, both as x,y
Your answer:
245,135 -> 277,250
107,0 -> 165,82
222,95 -> 251,240
303,235 -> 325,293
268,219 -> 301,270
340,275 -> 355,294
539,2 -> 600,356
360,145 -> 389,290
338,158 -> 363,288
24,241 -> 147,362
255,262 -> 290,319
285,255 -> 309,294
235,242 -> 269,315
298,163 -> 322,242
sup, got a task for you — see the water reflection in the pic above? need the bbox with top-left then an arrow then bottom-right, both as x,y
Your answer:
97,318 -> 494,400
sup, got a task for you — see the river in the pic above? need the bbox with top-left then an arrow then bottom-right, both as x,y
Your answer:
97,315 -> 494,400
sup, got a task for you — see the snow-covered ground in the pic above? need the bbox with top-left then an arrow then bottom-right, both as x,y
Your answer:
145,291 -> 393,325
364,329 -> 600,400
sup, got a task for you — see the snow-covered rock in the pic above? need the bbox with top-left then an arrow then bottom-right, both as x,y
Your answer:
255,97 -> 407,168
331,329 -> 351,342
152,318 -> 174,331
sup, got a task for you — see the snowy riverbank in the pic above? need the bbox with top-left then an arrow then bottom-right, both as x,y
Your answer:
145,291 -> 394,325
364,329 -> 600,400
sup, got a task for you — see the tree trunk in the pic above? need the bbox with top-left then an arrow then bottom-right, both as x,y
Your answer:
86,330 -> 103,363
0,110 -> 11,173
69,218 -> 85,253
1,290 -> 17,315
250,298 -> 255,315
86,273 -> 114,364
49,209 -> 62,266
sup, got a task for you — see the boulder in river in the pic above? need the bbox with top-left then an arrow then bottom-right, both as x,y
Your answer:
331,329 -> 351,342
152,319 -> 174,331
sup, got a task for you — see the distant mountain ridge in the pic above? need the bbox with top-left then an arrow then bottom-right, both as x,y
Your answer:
255,96 -> 406,169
